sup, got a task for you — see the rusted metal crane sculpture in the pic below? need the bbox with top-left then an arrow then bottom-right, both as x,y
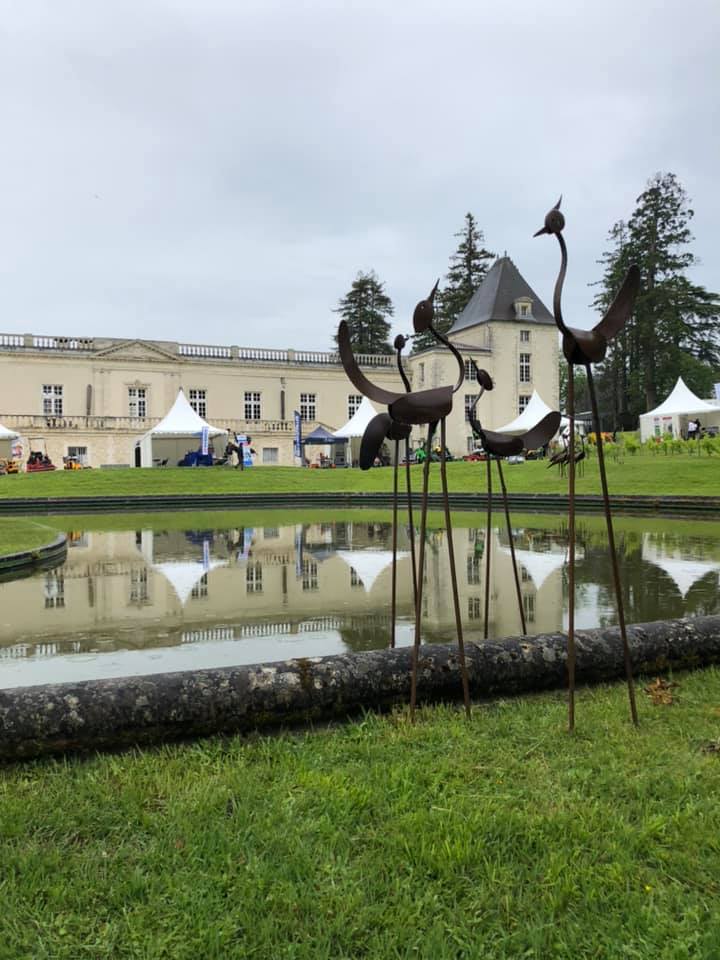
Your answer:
357,334 -> 418,648
467,361 -> 560,637
338,282 -> 471,719
534,198 -> 640,729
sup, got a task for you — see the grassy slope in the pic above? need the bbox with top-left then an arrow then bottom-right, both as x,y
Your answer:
0,451 -> 718,499
1,671 -> 719,959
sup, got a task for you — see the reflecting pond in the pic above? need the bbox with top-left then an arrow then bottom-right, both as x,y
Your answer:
1,512 -> 719,688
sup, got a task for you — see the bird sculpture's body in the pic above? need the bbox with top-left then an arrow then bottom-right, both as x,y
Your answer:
467,362 -> 561,637
535,198 -> 640,729
338,283 -> 471,719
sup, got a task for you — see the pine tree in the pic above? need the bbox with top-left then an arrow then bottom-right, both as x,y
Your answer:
413,213 -> 495,352
592,173 -> 720,425
333,271 -> 394,355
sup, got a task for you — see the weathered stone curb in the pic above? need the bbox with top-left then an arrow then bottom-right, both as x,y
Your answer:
2,615 -> 719,760
0,534 -> 67,582
0,491 -> 718,517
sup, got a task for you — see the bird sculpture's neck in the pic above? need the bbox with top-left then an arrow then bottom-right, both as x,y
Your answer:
553,232 -> 570,337
430,325 -> 465,393
396,345 -> 412,394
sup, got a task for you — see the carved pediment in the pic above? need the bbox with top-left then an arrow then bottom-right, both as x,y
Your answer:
92,339 -> 181,362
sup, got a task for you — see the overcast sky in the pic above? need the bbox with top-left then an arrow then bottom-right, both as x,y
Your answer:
1,0 -> 718,351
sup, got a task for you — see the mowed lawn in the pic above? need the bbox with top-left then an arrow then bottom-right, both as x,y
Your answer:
2,670 -> 720,959
0,451 -> 718,499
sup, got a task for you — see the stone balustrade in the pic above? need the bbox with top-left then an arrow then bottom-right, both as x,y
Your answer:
0,414 -> 302,434
0,332 -> 394,367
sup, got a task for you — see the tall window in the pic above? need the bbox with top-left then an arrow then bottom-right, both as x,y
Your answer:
67,446 -> 88,466
302,558 -> 318,591
189,389 -> 207,418
128,387 -> 146,418
418,363 -> 425,386
468,597 -> 482,620
262,447 -> 279,464
348,394 -> 362,419
42,384 -> 63,416
464,359 -> 475,381
191,573 -> 208,599
300,393 -> 316,421
519,354 -> 531,383
244,391 -> 261,420
467,555 -> 481,585
523,592 -> 536,623
518,394 -> 531,414
464,395 -> 476,422
246,563 -> 263,594
520,329 -> 530,342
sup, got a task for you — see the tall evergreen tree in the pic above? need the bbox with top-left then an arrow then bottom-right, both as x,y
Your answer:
413,213 -> 495,352
592,173 -> 720,426
333,270 -> 394,355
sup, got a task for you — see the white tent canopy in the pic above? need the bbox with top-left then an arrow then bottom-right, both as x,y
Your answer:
153,558 -> 228,606
642,535 -> 720,597
336,549 -> 408,592
639,377 -> 720,441
333,397 -> 379,438
495,391 -> 557,435
0,421 -> 19,458
137,389 -> 226,467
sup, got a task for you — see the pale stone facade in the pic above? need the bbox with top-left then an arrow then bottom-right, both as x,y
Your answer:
0,256 -> 559,467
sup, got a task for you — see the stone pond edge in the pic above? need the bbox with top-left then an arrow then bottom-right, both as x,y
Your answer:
0,533 -> 67,581
2,614 -> 719,760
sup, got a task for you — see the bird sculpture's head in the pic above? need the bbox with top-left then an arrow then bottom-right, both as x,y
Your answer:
533,196 -> 565,237
394,334 -> 408,351
412,280 -> 439,334
472,361 -> 494,392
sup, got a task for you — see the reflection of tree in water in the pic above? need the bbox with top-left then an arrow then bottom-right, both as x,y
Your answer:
339,616 -> 392,652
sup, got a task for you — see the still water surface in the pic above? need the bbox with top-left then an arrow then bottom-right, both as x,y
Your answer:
1,513 -> 719,689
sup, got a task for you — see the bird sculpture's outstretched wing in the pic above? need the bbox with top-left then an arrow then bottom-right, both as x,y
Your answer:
338,321 -> 402,406
520,412 -> 562,451
595,265 -> 640,342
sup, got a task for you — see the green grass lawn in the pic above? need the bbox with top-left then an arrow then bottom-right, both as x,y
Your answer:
0,517 -> 60,557
2,670 -> 719,959
0,450 -> 718,500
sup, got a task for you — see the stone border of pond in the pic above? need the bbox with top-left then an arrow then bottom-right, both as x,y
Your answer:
0,491 -> 718,517
0,533 -> 67,583
2,614 -> 719,760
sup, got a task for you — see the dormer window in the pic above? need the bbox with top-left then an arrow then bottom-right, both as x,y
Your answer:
514,297 -> 533,320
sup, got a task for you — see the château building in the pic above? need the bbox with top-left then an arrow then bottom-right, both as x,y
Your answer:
0,256 -> 559,467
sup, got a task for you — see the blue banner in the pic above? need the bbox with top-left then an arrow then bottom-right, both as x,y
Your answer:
201,425 -> 209,456
293,410 -> 302,459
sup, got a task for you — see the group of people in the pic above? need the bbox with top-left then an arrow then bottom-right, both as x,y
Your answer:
686,418 -> 704,440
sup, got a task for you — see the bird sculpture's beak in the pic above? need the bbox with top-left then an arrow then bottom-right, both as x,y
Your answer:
533,195 -> 563,236
428,279 -> 439,302
533,225 -> 549,237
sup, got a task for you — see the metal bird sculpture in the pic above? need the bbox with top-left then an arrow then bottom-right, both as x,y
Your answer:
338,281 -> 471,719
467,361 -> 560,637
534,197 -> 640,729
356,334 -> 418,649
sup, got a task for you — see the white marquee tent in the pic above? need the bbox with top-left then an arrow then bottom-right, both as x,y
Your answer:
153,558 -> 228,605
642,535 -> 719,597
639,377 -> 720,442
495,391 -> 557,435
333,397 -> 380,466
137,389 -> 226,467
0,421 -> 20,459
336,549 -> 409,592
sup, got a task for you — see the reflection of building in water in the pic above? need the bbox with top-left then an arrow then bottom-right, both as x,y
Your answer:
1,519 -> 569,660
642,533 -> 720,598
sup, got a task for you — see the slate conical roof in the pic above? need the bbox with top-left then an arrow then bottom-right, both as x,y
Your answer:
449,256 -> 554,335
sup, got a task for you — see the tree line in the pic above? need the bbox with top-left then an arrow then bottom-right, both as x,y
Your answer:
334,174 -> 720,428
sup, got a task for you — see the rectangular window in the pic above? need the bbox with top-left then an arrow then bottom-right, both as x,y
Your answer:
350,567 -> 364,588
262,447 -> 279,464
42,384 -> 63,416
467,555 -> 481,585
419,363 -> 425,386
128,387 -> 147,418
300,393 -> 316,422
348,394 -> 362,419
519,353 -> 531,383
518,394 -> 531,414
129,568 -> 149,606
244,391 -> 261,420
468,597 -> 482,621
464,359 -> 475,381
523,592 -> 536,623
302,558 -> 319,591
191,573 -> 208,599
67,446 -> 88,466
519,304 -> 529,317
464,395 -> 476,422
520,329 -> 530,342
246,562 -> 263,594
189,389 -> 207,418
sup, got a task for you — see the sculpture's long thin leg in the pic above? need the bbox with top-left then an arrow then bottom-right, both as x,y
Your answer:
440,418 -> 471,717
567,364 -> 576,732
483,455 -> 492,640
496,458 -> 526,634
586,365 -> 638,726
410,423 -> 433,721
405,437 -> 418,608
390,437 -> 399,649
